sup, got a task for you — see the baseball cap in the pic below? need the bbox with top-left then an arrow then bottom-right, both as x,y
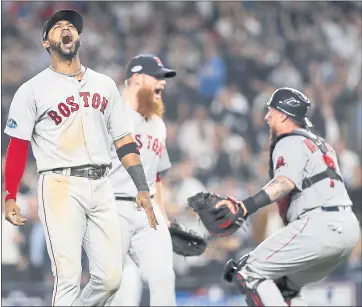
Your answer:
42,9 -> 83,41
126,54 -> 176,79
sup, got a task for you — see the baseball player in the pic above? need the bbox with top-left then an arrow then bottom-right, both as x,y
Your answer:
105,54 -> 177,306
3,10 -> 158,306
188,87 -> 360,306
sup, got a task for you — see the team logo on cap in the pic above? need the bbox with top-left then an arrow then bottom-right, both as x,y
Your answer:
154,56 -> 163,67
131,65 -> 143,72
281,98 -> 300,107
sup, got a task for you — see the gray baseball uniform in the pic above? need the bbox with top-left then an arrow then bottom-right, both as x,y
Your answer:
4,67 -> 131,306
106,109 -> 176,306
237,129 -> 360,306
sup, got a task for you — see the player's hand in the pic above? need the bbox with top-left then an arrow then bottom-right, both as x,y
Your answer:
215,198 -> 248,217
4,199 -> 27,226
136,191 -> 159,229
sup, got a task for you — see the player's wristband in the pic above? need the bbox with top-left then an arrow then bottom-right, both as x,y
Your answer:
116,142 -> 139,160
242,190 -> 271,215
126,164 -> 149,192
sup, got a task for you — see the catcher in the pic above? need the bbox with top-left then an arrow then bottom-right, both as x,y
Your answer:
107,54 -> 206,307
188,88 -> 359,306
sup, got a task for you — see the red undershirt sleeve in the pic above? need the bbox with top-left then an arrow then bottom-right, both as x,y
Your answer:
4,137 -> 29,201
156,173 -> 161,182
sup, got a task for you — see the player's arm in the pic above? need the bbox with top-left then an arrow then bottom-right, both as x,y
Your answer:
109,79 -> 157,228
155,174 -> 170,226
4,83 -> 36,226
235,176 -> 296,216
113,135 -> 150,193
4,137 -> 29,226
218,138 -> 305,216
155,123 -> 172,225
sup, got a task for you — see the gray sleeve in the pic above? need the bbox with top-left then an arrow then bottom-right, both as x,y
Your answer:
157,146 -> 171,173
272,136 -> 307,190
4,82 -> 36,141
157,121 -> 171,173
107,79 -> 132,140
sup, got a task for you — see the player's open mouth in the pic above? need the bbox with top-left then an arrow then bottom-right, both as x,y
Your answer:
154,88 -> 163,100
61,33 -> 73,46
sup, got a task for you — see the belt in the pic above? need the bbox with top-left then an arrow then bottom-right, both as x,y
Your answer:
115,195 -> 155,202
320,206 -> 352,212
303,205 -> 352,215
51,165 -> 109,180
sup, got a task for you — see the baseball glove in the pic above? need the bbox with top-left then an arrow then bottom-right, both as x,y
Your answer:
169,221 -> 207,257
187,192 -> 247,237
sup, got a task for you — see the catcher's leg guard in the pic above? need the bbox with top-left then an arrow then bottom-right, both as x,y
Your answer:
225,254 -> 265,306
229,254 -> 288,306
275,277 -> 307,306
222,253 -> 249,283
222,259 -> 238,283
233,272 -> 265,306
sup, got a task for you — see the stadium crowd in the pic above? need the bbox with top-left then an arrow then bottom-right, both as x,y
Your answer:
2,0 -> 361,297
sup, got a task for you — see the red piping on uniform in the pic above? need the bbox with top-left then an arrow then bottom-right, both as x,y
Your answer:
4,137 -> 29,201
265,217 -> 310,260
252,293 -> 263,306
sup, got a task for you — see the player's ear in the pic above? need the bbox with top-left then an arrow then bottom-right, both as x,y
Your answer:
133,74 -> 141,87
280,112 -> 288,123
42,40 -> 50,49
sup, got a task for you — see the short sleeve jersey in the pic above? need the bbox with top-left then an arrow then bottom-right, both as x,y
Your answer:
108,109 -> 171,198
272,129 -> 352,222
4,68 -> 132,172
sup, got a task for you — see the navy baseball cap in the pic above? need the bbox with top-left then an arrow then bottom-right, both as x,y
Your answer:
42,9 -> 83,41
126,54 -> 176,79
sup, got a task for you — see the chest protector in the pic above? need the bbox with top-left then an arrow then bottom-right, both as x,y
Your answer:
268,130 -> 343,223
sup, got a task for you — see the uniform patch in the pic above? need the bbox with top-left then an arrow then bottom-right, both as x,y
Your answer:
6,118 -> 17,128
275,156 -> 287,170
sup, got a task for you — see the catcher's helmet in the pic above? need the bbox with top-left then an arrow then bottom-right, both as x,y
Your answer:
267,87 -> 313,128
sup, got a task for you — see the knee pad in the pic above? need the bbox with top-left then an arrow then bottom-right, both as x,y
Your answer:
224,254 -> 265,306
222,254 -> 249,283
275,277 -> 300,306
233,272 -> 265,307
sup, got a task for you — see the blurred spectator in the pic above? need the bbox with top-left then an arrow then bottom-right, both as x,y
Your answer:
333,139 -> 360,186
198,35 -> 226,105
2,198 -> 27,282
178,104 -> 216,161
348,164 -> 362,224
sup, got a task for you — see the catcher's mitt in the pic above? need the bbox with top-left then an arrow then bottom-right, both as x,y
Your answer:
187,192 -> 247,237
169,221 -> 207,257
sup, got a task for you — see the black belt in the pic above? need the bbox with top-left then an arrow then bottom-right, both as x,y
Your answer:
115,195 -> 155,202
320,206 -> 351,212
51,165 -> 109,180
301,205 -> 351,216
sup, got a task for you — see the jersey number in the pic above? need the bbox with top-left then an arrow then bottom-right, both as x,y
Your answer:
47,93 -> 109,125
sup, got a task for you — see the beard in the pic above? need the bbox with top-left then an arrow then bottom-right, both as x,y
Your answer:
269,126 -> 278,143
136,86 -> 164,119
49,39 -> 81,61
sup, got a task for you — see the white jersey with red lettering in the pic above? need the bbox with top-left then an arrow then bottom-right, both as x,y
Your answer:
107,108 -> 171,198
4,67 -> 131,306
5,67 -> 131,172
107,108 -> 176,306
